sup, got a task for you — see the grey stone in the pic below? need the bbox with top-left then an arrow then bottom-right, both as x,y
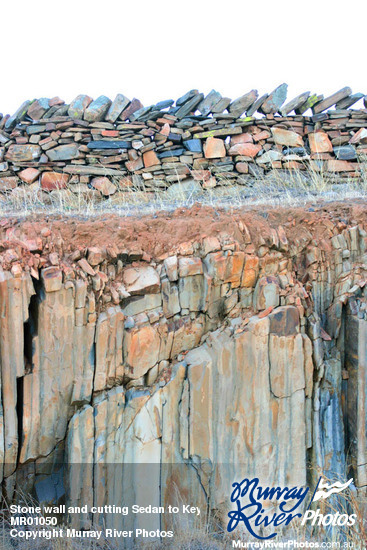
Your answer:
183,139 -> 202,153
168,132 -> 182,143
68,95 -> 93,119
105,94 -> 130,123
122,294 -> 162,317
311,113 -> 328,122
51,105 -> 69,117
27,98 -> 50,120
312,87 -> 352,114
64,165 -> 126,176
229,90 -> 258,117
246,94 -> 268,116
256,150 -> 283,164
211,97 -> 231,113
295,94 -> 324,115
129,106 -> 153,122
84,96 -> 111,122
46,144 -> 80,161
26,125 -> 46,135
124,316 -> 135,329
87,141 -> 131,150
248,164 -> 264,177
159,148 -> 185,158
5,100 -> 31,130
176,89 -> 199,106
281,92 -> 310,116
175,94 -> 204,119
197,89 -> 222,116
336,93 -> 364,110
333,145 -> 357,160
260,84 -> 288,114
165,178 -> 201,198
153,100 -> 174,110
162,280 -> 180,318
282,147 -> 308,156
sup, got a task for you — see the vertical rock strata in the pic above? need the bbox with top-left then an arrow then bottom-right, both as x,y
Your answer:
0,207 -> 365,535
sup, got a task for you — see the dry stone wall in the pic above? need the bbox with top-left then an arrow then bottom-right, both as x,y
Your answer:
0,207 -> 366,538
1,85 -> 367,197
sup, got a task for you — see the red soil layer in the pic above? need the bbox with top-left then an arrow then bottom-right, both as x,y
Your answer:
0,201 -> 366,261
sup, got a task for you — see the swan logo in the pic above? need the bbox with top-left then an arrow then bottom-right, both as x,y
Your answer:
309,477 -> 353,502
227,476 -> 356,540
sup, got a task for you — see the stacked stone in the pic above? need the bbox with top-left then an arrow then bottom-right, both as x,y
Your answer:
0,85 -> 366,196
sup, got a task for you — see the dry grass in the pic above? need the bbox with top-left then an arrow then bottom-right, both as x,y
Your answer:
1,479 -> 366,550
0,163 -> 367,219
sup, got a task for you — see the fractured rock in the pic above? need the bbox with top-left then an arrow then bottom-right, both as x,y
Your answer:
123,266 -> 160,295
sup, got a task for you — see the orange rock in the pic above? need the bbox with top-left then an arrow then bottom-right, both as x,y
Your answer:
283,161 -> 305,170
124,324 -> 160,378
326,160 -> 355,172
18,168 -> 40,184
229,143 -> 261,157
271,128 -> 304,147
205,251 -> 245,287
241,256 -> 259,288
118,176 -> 133,188
191,170 -> 211,181
310,153 -> 332,160
178,257 -> 203,277
49,96 -> 64,107
126,157 -> 144,171
253,130 -> 271,142
236,162 -> 248,174
101,130 -> 119,137
230,133 -> 253,145
77,258 -> 96,276
160,123 -> 171,137
320,327 -> 332,341
91,177 -> 117,196
202,177 -> 217,188
349,128 -> 367,145
143,150 -> 160,168
258,306 -> 274,319
87,246 -> 106,266
309,132 -> 332,153
0,177 -> 18,191
204,136 -> 226,158
41,172 -> 69,190
177,241 -> 194,255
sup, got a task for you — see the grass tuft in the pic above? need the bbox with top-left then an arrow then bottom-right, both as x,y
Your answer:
0,165 -> 367,218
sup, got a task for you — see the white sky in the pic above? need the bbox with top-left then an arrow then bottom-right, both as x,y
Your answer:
2,0 -> 366,116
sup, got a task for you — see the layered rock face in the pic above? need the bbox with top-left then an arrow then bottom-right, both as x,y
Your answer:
0,204 -> 366,539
